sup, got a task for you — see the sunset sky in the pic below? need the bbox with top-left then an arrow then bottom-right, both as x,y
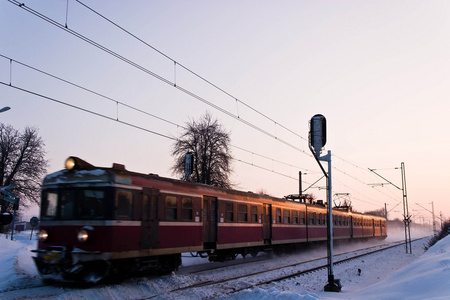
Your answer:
1,0 -> 449,224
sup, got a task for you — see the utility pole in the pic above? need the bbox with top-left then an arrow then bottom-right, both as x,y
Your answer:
431,201 -> 436,235
401,162 -> 412,254
369,163 -> 411,254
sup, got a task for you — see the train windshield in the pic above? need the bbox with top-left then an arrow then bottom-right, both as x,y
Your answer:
42,189 -> 106,220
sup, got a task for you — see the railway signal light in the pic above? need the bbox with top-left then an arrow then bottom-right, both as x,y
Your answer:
184,152 -> 194,181
308,114 -> 341,292
309,114 -> 327,157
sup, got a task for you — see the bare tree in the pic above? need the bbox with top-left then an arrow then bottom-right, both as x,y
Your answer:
0,124 -> 48,214
172,112 -> 233,189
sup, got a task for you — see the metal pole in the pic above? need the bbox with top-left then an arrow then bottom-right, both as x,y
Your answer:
321,151 -> 340,292
299,171 -> 302,196
10,200 -> 17,241
326,151 -> 334,284
401,162 -> 412,254
431,201 -> 436,235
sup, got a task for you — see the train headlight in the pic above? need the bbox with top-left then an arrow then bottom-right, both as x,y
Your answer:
37,229 -> 48,241
65,157 -> 76,170
77,226 -> 94,243
77,229 -> 89,243
65,156 -> 94,170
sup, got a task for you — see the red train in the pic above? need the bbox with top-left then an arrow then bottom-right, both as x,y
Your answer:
33,157 -> 387,283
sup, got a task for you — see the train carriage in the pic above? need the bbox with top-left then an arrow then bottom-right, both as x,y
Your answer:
333,211 -> 352,240
33,157 -> 387,283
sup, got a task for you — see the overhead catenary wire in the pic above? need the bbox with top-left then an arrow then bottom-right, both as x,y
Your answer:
4,1 -> 400,209
1,80 -> 314,186
7,0 -> 311,159
68,0 -> 404,203
2,54 -> 316,177
0,81 -> 175,141
75,0 -> 309,144
0,57 -> 315,186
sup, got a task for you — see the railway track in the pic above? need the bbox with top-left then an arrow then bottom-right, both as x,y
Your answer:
1,238 -> 428,300
141,238 -> 425,299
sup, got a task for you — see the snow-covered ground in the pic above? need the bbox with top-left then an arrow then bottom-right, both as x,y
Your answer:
1,229 -> 448,299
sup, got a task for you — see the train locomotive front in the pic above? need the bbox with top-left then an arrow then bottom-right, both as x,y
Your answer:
32,157 -> 181,283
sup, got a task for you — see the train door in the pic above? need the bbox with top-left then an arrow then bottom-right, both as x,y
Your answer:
350,215 -> 354,238
372,219 -> 375,236
203,196 -> 217,248
263,203 -> 272,242
140,188 -> 159,249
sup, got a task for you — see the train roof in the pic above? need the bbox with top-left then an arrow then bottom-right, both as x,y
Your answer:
42,157 -> 386,220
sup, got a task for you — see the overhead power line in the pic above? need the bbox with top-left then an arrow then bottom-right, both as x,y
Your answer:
0,81 -> 317,188
7,0 -> 311,159
1,55 -> 316,185
5,1 -> 401,208
0,81 -> 175,141
75,0 -> 309,143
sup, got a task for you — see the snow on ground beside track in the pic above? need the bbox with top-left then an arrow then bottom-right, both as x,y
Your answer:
222,234 -> 450,300
2,230 -> 449,299
346,235 -> 450,300
0,232 -> 40,293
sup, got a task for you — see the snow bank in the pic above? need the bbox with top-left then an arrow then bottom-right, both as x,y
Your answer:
0,232 -> 40,292
221,235 -> 450,300
346,235 -> 450,300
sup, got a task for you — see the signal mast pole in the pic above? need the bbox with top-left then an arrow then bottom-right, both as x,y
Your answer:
309,114 -> 341,292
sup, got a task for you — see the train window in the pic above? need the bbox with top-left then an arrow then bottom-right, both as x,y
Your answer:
283,210 -> 290,224
116,190 -> 133,220
42,192 -> 58,219
338,216 -> 342,226
292,211 -> 298,224
165,196 -> 178,220
225,202 -> 234,222
238,204 -> 248,222
323,214 -> 327,225
60,190 -> 75,219
300,211 -> 306,224
251,205 -> 258,222
276,208 -> 282,223
79,190 -> 105,219
151,196 -> 158,220
143,195 -> 150,221
310,212 -> 316,225
182,198 -> 193,221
